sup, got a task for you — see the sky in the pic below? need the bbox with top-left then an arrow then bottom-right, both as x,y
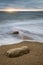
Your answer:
0,0 -> 43,9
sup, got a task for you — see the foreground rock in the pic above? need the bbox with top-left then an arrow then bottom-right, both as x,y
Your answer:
6,46 -> 29,57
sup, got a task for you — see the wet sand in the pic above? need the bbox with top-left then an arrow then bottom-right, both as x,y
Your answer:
0,41 -> 43,65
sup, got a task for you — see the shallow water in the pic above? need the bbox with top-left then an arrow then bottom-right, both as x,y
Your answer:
0,11 -> 43,45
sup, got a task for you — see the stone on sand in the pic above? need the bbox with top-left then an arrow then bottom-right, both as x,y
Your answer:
6,46 -> 29,57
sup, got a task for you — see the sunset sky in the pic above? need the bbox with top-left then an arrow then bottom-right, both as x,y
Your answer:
0,0 -> 43,11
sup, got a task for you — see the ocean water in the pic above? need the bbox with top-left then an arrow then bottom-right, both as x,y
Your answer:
0,11 -> 43,45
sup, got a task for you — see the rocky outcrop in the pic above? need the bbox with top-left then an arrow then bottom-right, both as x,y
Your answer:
10,31 -> 19,34
6,46 -> 29,57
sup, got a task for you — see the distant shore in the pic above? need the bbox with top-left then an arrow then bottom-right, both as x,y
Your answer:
0,41 -> 43,65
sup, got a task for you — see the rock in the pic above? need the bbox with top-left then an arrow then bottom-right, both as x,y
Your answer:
8,31 -> 19,35
6,46 -> 29,57
11,31 -> 19,34
12,31 -> 19,34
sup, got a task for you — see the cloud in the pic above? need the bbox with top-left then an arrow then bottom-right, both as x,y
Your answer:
0,0 -> 43,9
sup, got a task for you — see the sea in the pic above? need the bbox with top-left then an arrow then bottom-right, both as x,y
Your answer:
0,11 -> 43,46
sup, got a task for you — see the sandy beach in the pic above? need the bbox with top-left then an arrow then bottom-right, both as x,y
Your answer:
0,41 -> 43,65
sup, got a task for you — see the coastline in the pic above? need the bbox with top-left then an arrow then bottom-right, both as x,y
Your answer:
0,41 -> 43,65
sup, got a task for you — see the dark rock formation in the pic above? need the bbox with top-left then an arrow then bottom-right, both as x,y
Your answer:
11,31 -> 19,34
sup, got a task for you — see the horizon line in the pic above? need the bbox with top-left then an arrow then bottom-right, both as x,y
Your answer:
0,8 -> 43,11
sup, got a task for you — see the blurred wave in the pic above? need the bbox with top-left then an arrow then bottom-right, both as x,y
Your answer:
0,11 -> 43,21
0,11 -> 43,45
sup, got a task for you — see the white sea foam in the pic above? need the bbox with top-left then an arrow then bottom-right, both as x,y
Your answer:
0,19 -> 43,45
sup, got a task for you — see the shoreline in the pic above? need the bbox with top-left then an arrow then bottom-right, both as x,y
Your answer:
0,32 -> 43,46
0,41 -> 43,65
0,40 -> 43,46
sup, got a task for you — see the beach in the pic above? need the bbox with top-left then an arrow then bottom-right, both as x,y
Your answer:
0,41 -> 43,65
0,0 -> 43,65
0,11 -> 43,65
